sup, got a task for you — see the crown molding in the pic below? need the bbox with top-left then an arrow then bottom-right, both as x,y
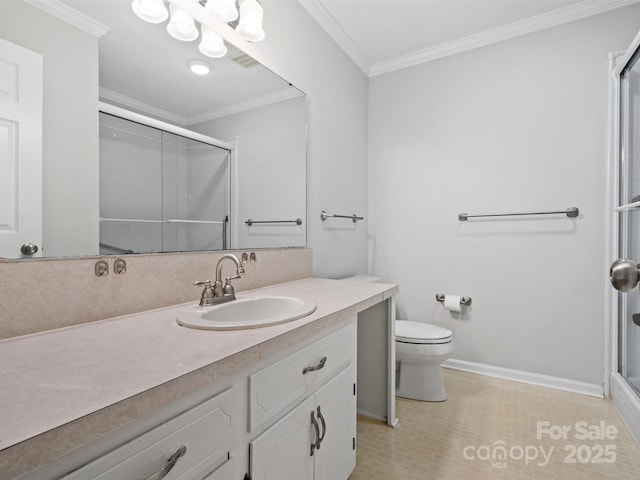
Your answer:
297,0 -> 372,76
99,88 -> 189,126
187,88 -> 304,125
297,0 -> 640,78
24,0 -> 110,37
370,0 -> 640,76
100,87 -> 303,127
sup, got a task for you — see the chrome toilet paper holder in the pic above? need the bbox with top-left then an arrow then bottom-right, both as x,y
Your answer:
436,293 -> 472,306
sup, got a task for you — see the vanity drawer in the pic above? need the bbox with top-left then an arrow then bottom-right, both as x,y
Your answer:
62,388 -> 237,480
249,321 -> 356,432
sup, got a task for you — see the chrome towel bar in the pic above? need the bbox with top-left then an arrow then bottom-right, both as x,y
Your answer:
320,210 -> 364,223
245,218 -> 303,226
458,207 -> 579,222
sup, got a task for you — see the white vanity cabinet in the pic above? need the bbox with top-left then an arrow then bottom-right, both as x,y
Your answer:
59,388 -> 237,480
249,322 -> 357,480
2,277 -> 399,480
250,364 -> 356,480
27,320 -> 360,480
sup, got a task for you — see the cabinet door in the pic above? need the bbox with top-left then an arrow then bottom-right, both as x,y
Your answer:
314,365 -> 357,480
250,396 -> 315,480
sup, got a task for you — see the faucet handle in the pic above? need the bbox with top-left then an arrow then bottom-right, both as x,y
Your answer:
194,280 -> 215,306
223,275 -> 241,295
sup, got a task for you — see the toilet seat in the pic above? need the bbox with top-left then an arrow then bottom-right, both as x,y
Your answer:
396,320 -> 452,345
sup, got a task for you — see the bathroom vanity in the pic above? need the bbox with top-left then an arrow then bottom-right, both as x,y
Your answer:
0,278 -> 397,480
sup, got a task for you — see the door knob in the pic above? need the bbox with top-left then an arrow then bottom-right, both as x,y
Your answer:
20,243 -> 38,256
610,259 -> 640,292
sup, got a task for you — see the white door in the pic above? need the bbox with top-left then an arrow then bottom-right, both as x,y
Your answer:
0,38 -> 42,258
250,396 -> 315,480
314,365 -> 357,480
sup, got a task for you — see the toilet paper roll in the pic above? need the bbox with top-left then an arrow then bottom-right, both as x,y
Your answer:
443,295 -> 462,312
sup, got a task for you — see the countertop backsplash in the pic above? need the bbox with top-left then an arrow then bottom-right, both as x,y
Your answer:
0,248 -> 312,339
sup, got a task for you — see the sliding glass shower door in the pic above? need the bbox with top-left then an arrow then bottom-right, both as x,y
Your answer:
99,112 -> 231,255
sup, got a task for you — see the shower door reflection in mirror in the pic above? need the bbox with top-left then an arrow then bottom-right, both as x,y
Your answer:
99,113 -> 231,255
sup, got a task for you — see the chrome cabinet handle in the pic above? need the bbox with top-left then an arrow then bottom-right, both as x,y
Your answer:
302,356 -> 327,375
144,445 -> 187,480
310,411 -> 320,456
316,406 -> 326,448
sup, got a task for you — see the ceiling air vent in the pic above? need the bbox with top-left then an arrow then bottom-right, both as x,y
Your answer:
230,53 -> 258,68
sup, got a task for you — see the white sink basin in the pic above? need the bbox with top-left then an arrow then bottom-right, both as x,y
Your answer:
176,296 -> 317,330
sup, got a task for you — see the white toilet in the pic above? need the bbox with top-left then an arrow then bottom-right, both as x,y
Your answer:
395,320 -> 454,402
340,274 -> 454,402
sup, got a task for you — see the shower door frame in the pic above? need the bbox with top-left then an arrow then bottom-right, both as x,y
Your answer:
607,30 -> 640,445
99,102 -> 237,251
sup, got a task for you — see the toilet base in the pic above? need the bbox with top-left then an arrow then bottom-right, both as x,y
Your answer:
396,360 -> 447,402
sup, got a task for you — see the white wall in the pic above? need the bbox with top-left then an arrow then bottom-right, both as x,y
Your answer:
369,5 -> 640,386
245,0 -> 370,277
193,97 -> 307,249
0,1 -> 99,258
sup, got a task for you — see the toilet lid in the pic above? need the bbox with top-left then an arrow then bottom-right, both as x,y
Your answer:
396,320 -> 452,344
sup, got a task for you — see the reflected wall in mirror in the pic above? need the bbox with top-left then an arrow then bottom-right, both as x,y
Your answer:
0,0 -> 307,260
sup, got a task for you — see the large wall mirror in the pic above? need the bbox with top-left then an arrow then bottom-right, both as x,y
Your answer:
0,0 -> 307,260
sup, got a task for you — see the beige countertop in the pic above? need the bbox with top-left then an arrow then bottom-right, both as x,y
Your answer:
0,277 -> 398,479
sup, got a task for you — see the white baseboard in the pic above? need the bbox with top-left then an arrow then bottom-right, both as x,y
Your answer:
442,358 -> 604,398
611,373 -> 640,444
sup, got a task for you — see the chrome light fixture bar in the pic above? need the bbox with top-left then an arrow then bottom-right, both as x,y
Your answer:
131,0 -> 265,60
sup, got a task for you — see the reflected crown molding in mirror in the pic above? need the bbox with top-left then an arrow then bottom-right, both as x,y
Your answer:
100,86 -> 304,126
189,87 -> 303,123
25,0 -> 110,37
99,87 -> 190,126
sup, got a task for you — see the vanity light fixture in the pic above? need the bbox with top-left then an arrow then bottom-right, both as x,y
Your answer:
189,60 -> 211,75
205,0 -> 239,23
131,0 -> 169,23
167,3 -> 199,41
199,24 -> 228,58
131,0 -> 264,59
235,0 -> 264,42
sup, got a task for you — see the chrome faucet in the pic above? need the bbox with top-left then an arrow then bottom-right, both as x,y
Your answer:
194,254 -> 245,307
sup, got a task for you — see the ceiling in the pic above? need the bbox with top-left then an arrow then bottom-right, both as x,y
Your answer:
48,0 -> 640,111
299,0 -> 640,76
61,0 -> 298,125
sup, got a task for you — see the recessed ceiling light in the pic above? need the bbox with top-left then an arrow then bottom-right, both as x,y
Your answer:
189,60 -> 211,75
